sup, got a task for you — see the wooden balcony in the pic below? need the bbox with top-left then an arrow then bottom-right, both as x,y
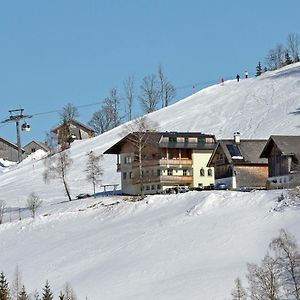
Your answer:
159,159 -> 192,166
132,175 -> 192,185
160,175 -> 193,184
129,158 -> 193,168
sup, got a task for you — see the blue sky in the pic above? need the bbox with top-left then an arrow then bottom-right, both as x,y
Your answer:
1,0 -> 300,145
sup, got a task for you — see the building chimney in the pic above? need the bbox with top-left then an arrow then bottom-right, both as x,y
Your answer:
234,132 -> 241,144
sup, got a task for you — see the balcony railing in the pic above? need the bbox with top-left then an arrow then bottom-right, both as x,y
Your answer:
159,159 -> 192,166
132,175 -> 193,185
127,158 -> 193,168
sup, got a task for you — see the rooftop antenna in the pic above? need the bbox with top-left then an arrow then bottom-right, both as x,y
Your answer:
1,108 -> 32,163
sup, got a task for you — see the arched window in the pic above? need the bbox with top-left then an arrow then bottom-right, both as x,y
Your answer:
200,168 -> 205,176
207,168 -> 213,176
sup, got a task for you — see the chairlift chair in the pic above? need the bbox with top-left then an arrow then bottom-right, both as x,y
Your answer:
21,122 -> 31,132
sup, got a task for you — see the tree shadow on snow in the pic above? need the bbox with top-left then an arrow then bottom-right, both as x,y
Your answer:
289,107 -> 300,115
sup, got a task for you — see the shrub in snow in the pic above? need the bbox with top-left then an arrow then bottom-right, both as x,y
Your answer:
27,192 -> 42,218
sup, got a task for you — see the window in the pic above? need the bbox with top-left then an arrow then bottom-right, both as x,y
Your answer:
207,169 -> 213,176
123,172 -> 127,180
157,169 -> 161,176
198,137 -> 205,144
157,184 -> 161,190
31,148 -> 36,153
129,172 -> 133,179
183,169 -> 187,176
169,137 -> 177,143
226,144 -> 243,158
124,156 -> 132,164
167,169 -> 173,176
200,168 -> 205,176
146,185 -> 150,190
151,185 -> 155,190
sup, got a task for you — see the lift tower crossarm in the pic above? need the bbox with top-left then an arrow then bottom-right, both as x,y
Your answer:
1,109 -> 32,163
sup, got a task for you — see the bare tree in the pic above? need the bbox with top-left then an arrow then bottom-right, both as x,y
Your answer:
139,75 -> 160,114
275,44 -> 285,69
85,151 -> 103,197
27,193 -> 42,218
59,103 -> 79,123
269,229 -> 300,300
122,116 -> 158,198
247,254 -> 281,300
123,74 -> 135,121
0,200 -> 6,224
88,109 -> 111,135
11,265 -> 22,300
63,282 -> 77,300
158,64 -> 176,108
287,33 -> 300,62
44,130 -> 58,154
103,88 -> 121,128
43,151 -> 73,201
231,277 -> 247,300
266,49 -> 277,71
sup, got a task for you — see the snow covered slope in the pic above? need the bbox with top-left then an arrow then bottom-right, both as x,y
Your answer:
0,64 -> 300,299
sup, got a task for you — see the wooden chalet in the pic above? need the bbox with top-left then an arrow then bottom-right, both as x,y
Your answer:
207,132 -> 268,189
0,137 -> 25,162
52,119 -> 95,146
104,131 -> 217,195
23,140 -> 50,156
260,135 -> 300,189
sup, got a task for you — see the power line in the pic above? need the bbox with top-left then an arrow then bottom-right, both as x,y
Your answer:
1,74 -> 240,128
31,101 -> 102,117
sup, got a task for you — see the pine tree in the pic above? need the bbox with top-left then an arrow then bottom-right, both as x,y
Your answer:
33,290 -> 41,300
0,272 -> 10,300
255,61 -> 262,77
42,281 -> 53,300
17,285 -> 29,300
58,292 -> 65,300
285,51 -> 293,65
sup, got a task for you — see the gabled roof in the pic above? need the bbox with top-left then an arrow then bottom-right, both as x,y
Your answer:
260,135 -> 300,160
0,137 -> 25,152
104,132 -> 162,154
23,140 -> 50,152
104,131 -> 216,154
51,119 -> 95,134
208,139 -> 268,166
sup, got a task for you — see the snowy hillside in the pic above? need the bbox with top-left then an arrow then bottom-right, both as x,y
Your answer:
0,64 -> 300,299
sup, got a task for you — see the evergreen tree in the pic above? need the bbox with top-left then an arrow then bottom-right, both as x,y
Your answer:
58,292 -> 65,300
0,272 -> 10,300
33,290 -> 41,300
255,61 -> 262,77
17,285 -> 28,300
285,51 -> 293,65
42,281 -> 53,300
